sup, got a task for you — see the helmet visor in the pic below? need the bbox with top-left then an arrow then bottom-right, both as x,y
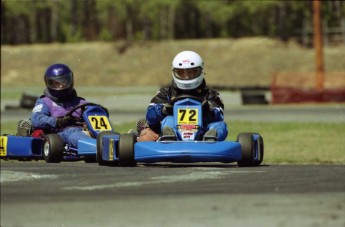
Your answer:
46,73 -> 73,90
172,67 -> 202,80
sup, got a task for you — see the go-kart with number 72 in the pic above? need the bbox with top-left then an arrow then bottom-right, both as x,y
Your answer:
0,102 -> 116,163
97,96 -> 264,167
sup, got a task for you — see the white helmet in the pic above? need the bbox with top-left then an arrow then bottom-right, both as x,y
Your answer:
171,51 -> 204,90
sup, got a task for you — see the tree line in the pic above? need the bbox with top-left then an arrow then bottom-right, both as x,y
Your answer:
1,0 -> 344,45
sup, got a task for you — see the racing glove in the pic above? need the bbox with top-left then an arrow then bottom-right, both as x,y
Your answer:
202,100 -> 215,113
161,103 -> 173,116
55,116 -> 75,128
212,108 -> 224,121
202,100 -> 223,121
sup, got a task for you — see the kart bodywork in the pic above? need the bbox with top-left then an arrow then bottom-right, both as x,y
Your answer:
1,103 -> 114,163
97,97 -> 264,167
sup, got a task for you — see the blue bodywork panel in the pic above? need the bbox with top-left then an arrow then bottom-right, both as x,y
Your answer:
100,134 -> 120,161
100,134 -> 242,163
0,135 -> 44,159
174,98 -> 203,141
82,106 -> 113,138
134,141 -> 242,163
78,138 -> 97,157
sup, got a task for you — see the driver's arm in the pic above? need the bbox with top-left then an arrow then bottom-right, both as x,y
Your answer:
207,91 -> 225,122
31,98 -> 57,130
146,88 -> 170,126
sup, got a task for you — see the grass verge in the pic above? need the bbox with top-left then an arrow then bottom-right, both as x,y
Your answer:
227,120 -> 344,164
1,120 -> 344,164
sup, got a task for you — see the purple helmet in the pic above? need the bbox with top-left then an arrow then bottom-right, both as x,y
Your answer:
44,63 -> 74,99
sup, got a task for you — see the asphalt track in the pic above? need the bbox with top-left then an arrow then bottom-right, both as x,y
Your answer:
1,162 -> 345,227
1,92 -> 345,227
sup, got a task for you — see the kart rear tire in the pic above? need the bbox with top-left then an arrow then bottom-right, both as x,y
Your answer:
44,134 -> 63,163
96,131 -> 119,166
118,133 -> 137,167
237,133 -> 254,167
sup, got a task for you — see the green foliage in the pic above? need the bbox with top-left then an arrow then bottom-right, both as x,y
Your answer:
2,0 -> 30,16
2,0 -> 344,44
99,28 -> 113,41
65,29 -> 83,43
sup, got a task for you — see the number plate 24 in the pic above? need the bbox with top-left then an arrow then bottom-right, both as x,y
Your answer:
88,116 -> 112,131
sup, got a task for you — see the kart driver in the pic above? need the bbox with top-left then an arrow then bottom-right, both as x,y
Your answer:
31,63 -> 90,148
140,50 -> 228,141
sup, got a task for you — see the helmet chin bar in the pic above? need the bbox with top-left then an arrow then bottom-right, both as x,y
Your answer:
47,86 -> 74,100
173,73 -> 204,90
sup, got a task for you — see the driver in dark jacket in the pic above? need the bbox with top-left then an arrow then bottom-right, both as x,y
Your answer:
31,63 -> 89,148
145,51 -> 228,141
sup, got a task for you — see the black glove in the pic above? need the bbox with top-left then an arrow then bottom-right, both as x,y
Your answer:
202,100 -> 214,112
161,103 -> 173,116
56,116 -> 74,128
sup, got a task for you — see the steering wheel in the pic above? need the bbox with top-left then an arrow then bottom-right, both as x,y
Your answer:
66,102 -> 109,117
167,95 -> 212,117
65,102 -> 109,125
168,95 -> 205,106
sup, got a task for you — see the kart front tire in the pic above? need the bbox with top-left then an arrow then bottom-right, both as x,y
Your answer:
118,133 -> 137,167
96,131 -> 119,166
44,134 -> 63,163
237,133 -> 254,167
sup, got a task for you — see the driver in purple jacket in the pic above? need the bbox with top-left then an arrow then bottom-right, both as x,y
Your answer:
31,63 -> 89,148
145,51 -> 228,141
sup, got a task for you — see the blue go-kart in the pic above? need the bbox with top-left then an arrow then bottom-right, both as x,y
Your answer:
97,95 -> 264,167
0,102 -> 115,163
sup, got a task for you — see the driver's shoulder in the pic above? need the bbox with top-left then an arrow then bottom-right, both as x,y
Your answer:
154,87 -> 171,100
207,88 -> 220,98
78,97 -> 88,104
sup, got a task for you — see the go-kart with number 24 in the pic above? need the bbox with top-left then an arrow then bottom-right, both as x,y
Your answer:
0,103 -> 116,163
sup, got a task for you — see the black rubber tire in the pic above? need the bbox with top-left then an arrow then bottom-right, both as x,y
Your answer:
43,134 -> 63,163
237,133 -> 254,167
96,131 -> 119,166
20,93 -> 39,109
241,91 -> 268,105
118,133 -> 137,167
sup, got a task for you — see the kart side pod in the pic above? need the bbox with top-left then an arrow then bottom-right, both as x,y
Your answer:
0,135 -> 44,160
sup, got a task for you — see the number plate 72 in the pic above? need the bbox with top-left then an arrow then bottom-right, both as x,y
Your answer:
177,108 -> 199,125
